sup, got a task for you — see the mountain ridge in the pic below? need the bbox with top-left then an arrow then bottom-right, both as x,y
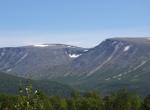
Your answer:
1,37 -> 150,95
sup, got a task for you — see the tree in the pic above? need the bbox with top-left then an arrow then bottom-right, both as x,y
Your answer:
50,96 -> 67,110
108,89 -> 142,110
143,94 -> 150,110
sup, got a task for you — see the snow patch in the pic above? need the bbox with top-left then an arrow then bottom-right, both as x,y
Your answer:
34,44 -> 49,47
113,76 -> 117,78
123,45 -> 130,52
112,73 -> 123,79
84,49 -> 89,52
69,54 -> 81,58
6,68 -> 12,72
105,77 -> 111,81
67,45 -> 72,47
67,45 -> 75,48
112,41 -> 118,45
118,74 -> 122,77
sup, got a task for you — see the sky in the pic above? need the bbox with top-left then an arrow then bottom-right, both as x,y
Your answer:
0,0 -> 150,48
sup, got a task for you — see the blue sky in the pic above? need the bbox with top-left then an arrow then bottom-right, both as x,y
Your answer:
0,0 -> 150,47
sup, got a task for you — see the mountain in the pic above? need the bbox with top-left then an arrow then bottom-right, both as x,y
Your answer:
0,71 -> 73,96
0,44 -> 87,78
45,38 -> 150,95
1,38 -> 150,95
62,38 -> 150,95
70,38 -> 150,76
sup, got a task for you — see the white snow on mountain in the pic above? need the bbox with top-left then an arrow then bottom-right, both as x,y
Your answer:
69,54 -> 81,58
67,45 -> 72,47
105,77 -> 111,81
84,49 -> 89,52
123,45 -> 130,52
6,68 -> 12,72
34,44 -> 49,47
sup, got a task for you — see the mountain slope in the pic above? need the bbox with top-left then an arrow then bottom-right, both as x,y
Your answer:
1,38 -> 150,95
0,71 -> 73,96
0,44 -> 87,78
61,38 -> 150,95
68,38 -> 150,76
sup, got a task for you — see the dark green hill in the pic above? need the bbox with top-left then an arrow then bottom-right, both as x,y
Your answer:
0,72 -> 73,96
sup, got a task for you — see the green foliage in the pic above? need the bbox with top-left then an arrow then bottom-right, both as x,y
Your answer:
0,83 -> 149,110
105,89 -> 142,110
0,71 -> 73,97
143,95 -> 150,110
50,96 -> 67,110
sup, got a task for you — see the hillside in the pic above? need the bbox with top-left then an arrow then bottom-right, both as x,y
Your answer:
63,38 -> 150,95
0,44 -> 87,78
0,71 -> 73,96
1,38 -> 150,95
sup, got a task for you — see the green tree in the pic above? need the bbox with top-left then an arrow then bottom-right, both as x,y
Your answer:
103,95 -> 114,110
143,94 -> 150,110
108,89 -> 142,110
67,98 -> 77,110
50,96 -> 67,110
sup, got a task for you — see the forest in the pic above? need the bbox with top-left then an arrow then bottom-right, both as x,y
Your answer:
0,82 -> 150,110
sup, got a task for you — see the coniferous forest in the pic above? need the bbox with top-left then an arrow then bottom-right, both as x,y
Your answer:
0,82 -> 150,110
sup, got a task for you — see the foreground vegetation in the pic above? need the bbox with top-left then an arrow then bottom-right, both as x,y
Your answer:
0,83 -> 150,110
